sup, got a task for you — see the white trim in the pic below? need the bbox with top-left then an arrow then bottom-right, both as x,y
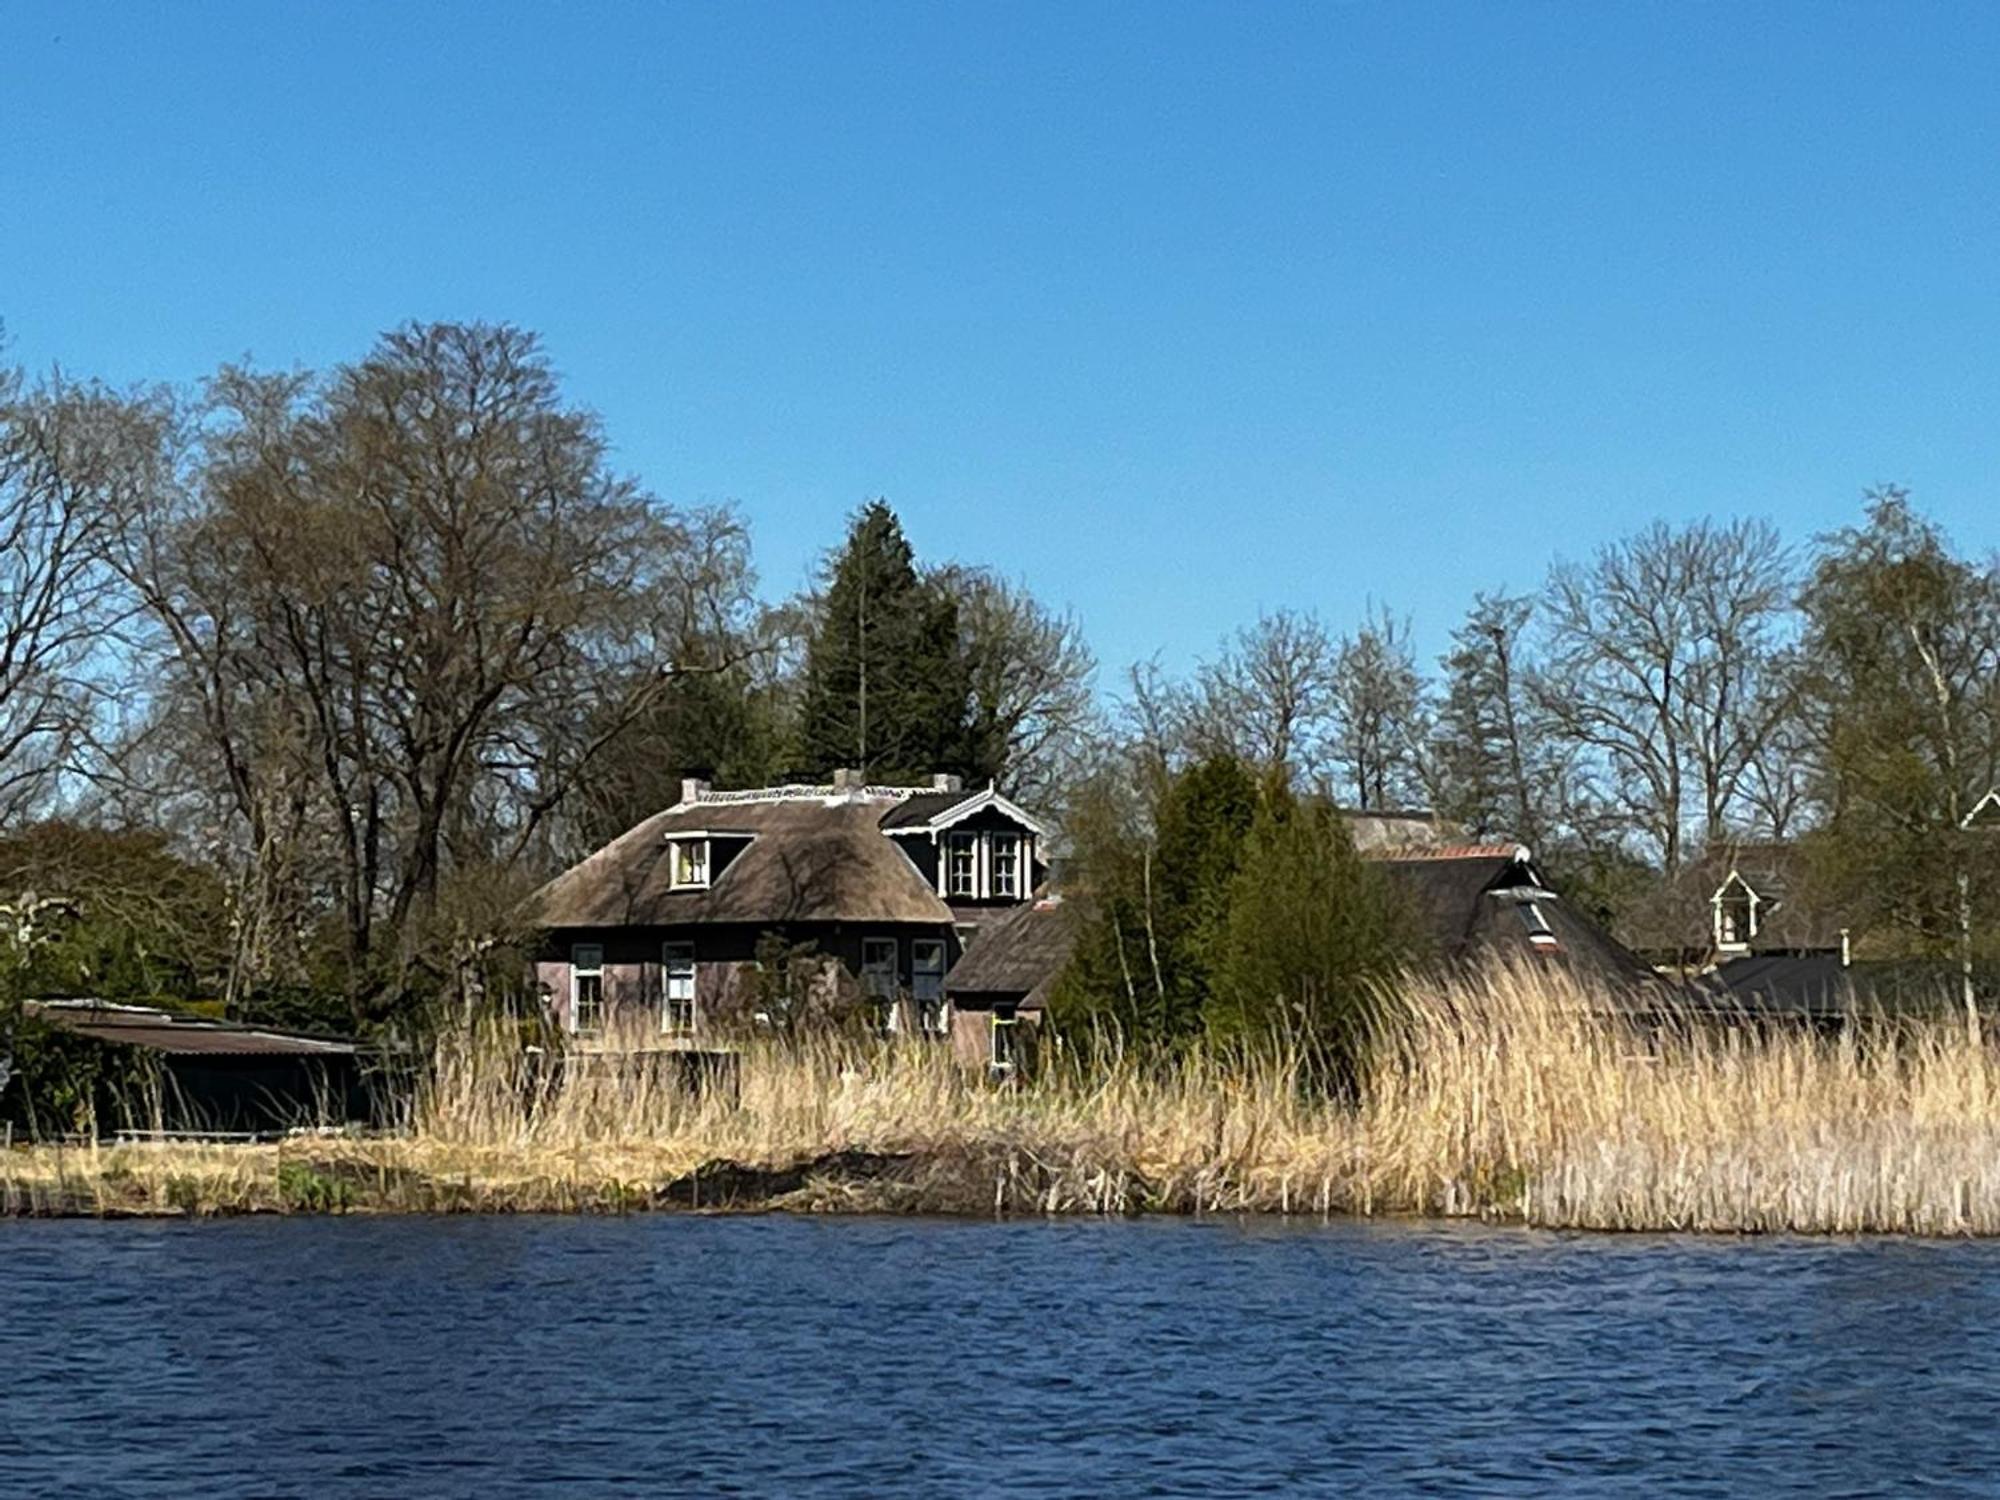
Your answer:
662,942 -> 697,1033
1964,789 -> 2000,828
569,943 -> 605,1035
668,837 -> 712,890
921,786 -> 1050,838
944,831 -> 981,899
991,832 -> 1024,900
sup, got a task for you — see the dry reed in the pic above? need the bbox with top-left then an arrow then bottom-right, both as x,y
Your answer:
8,964 -> 2000,1233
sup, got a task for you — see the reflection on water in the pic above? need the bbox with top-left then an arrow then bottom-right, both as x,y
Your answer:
3,1214 -> 1997,1497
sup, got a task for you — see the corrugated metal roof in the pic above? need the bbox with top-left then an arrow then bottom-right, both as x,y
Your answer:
26,1001 -> 358,1056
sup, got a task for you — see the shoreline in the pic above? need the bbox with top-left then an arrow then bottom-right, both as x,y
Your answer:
9,1138 -> 2000,1236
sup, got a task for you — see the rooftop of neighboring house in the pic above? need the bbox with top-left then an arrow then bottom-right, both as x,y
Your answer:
1363,842 -> 1663,992
25,999 -> 359,1057
944,892 -> 1073,1011
939,818 -> 1662,1014
526,771 -> 1048,931
1615,841 -> 1847,960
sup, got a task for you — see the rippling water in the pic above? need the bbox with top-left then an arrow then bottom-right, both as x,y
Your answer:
4,1215 -> 1999,1496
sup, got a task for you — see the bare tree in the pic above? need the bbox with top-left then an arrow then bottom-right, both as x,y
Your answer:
1327,606 -> 1426,810
1534,519 -> 1793,873
936,564 -> 1098,804
0,372 -> 135,822
111,324 -> 760,1021
1184,608 -> 1340,782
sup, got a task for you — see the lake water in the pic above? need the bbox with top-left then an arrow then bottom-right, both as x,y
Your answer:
4,1216 -> 1999,1497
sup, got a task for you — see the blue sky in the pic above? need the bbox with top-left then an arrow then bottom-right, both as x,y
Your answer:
5,3 -> 1999,680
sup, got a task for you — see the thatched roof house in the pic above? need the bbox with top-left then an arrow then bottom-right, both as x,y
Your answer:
524,772 -> 1048,1039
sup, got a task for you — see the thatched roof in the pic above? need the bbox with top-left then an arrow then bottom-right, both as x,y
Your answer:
1370,847 -> 1661,992
946,894 -> 1074,1011
527,795 -> 955,929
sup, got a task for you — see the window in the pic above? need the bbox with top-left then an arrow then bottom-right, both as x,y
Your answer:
670,838 -> 711,889
991,1007 -> 1019,1073
571,944 -> 605,1035
945,834 -> 979,898
1514,900 -> 1559,952
862,937 -> 899,1032
912,939 -> 948,1034
663,943 -> 697,1033
991,834 -> 1022,899
1716,887 -> 1754,948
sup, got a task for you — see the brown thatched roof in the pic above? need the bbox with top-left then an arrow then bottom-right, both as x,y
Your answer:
527,795 -> 955,929
946,894 -> 1074,1010
1370,849 -> 1660,992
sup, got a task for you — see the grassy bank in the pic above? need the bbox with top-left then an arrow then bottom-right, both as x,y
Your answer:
7,966 -> 2000,1233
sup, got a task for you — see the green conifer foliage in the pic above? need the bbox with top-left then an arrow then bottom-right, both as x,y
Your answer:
797,502 -> 974,781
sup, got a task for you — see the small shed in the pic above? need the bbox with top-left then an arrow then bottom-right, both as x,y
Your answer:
18,1000 -> 375,1137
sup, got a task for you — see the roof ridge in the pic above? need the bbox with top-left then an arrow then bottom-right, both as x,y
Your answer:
1365,842 -> 1528,862
691,783 -> 920,806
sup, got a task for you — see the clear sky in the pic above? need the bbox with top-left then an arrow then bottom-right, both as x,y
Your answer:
5,3 -> 1999,680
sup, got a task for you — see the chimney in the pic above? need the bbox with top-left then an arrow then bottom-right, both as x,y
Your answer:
931,773 -> 963,793
680,777 -> 710,806
832,768 -> 863,792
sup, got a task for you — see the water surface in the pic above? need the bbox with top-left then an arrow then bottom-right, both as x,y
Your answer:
3,1215 -> 1997,1496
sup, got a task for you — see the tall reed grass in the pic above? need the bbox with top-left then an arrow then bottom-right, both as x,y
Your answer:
8,964 -> 2000,1233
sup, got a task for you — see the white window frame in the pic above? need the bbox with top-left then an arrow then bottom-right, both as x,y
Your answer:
669,838 -> 712,890
662,942 -> 697,1034
570,943 -> 605,1035
911,939 -> 948,1034
990,833 -> 1022,900
991,1008 -> 1019,1072
944,833 -> 980,899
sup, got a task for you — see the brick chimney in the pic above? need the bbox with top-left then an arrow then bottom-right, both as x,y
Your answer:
831,768 -> 863,791
679,777 -> 710,805
931,773 -> 963,793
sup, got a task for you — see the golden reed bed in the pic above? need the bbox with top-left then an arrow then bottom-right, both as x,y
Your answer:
7,966 -> 1999,1234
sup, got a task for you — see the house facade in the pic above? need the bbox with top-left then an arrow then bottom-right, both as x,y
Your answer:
525,771 -> 1046,1042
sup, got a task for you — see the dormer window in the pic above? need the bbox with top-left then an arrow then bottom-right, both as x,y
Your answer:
1514,899 -> 1560,951
992,834 -> 1022,899
939,830 -> 1033,901
946,833 -> 980,898
670,838 -> 711,889
1714,876 -> 1756,952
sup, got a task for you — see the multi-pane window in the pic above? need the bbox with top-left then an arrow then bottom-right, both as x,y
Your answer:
571,944 -> 605,1035
911,939 -> 948,1034
862,937 -> 899,1032
671,839 -> 711,889
663,943 -> 697,1033
945,834 -> 979,898
861,938 -> 898,1001
991,834 -> 1022,899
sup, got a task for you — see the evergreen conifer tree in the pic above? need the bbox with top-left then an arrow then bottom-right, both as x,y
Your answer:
797,503 -> 974,781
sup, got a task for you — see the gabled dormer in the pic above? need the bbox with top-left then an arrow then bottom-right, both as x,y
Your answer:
1712,869 -> 1765,956
880,777 -> 1049,905
1962,788 -> 2000,830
